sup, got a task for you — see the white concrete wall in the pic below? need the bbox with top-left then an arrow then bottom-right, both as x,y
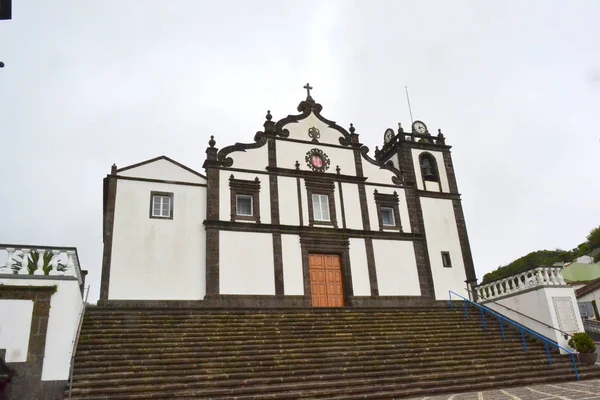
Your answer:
420,197 -> 467,299
342,184 -> 362,230
579,290 -> 600,306
277,140 -> 356,176
278,177 -> 300,226
219,171 -> 271,224
483,286 -> 584,352
226,143 -> 268,170
349,238 -> 371,296
281,234 -> 304,295
0,278 -> 83,381
282,112 -> 346,146
373,240 -> 421,296
412,149 -> 449,192
109,179 -> 206,300
365,186 -> 411,233
0,299 -> 33,362
119,158 -> 206,184
220,231 -> 275,295
362,159 -> 398,186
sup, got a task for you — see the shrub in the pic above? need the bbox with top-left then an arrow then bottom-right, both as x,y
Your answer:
568,332 -> 597,353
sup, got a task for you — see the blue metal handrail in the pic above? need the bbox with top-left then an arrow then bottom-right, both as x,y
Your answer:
448,290 -> 579,380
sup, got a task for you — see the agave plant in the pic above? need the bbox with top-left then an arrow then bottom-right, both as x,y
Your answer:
9,250 -> 68,275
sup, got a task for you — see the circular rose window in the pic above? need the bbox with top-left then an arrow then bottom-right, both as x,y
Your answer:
305,149 -> 330,172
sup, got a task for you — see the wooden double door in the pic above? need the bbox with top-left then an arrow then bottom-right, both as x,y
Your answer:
309,254 -> 345,307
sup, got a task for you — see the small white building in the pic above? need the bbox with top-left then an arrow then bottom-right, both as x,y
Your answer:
100,89 -> 477,307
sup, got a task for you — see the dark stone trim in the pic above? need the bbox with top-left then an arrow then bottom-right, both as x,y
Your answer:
359,145 -> 403,186
304,178 -> 338,228
229,175 -> 261,223
100,175 -> 117,301
442,148 -> 460,194
373,190 -> 402,232
377,140 -> 452,161
0,286 -> 56,400
296,176 -> 304,226
0,274 -> 77,281
357,184 -> 371,231
364,238 -> 379,296
116,155 -> 207,179
300,233 -> 353,306
417,190 -> 461,200
114,174 -> 207,187
272,233 -> 284,296
337,178 -> 347,229
398,145 -> 436,298
453,198 -> 477,285
149,191 -> 174,220
203,219 -> 423,241
204,148 -> 220,296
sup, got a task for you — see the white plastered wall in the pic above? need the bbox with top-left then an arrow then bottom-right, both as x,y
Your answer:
342,184 -> 362,230
118,159 -> 206,183
220,171 -> 271,224
277,140 -> 356,176
412,149 -> 449,192
226,143 -> 268,170
349,238 -> 371,296
579,290 -> 600,308
281,234 -> 304,295
372,240 -> 421,296
0,299 -> 33,363
483,286 -> 584,352
365,186 -> 411,233
0,278 -> 83,381
420,197 -> 467,299
278,177 -> 300,226
220,231 -> 275,295
282,112 -> 346,146
109,179 -> 206,300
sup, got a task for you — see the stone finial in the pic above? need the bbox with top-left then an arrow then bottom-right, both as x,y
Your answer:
295,160 -> 300,170
266,110 -> 272,121
349,123 -> 355,134
398,122 -> 404,133
209,135 -> 216,148
437,129 -> 445,144
336,165 -> 341,174
110,164 -> 117,175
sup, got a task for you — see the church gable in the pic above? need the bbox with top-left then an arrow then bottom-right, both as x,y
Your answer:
117,156 -> 206,184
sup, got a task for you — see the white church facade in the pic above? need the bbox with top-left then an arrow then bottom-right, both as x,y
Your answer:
99,88 -> 477,307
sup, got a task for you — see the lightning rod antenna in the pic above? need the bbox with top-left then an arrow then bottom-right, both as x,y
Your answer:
405,86 -> 414,124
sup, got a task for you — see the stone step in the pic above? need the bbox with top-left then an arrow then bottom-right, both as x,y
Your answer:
71,353 -> 574,383
68,363 -> 588,399
73,348 -> 561,377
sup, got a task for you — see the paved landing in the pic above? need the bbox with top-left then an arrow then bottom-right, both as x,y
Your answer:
409,380 -> 600,400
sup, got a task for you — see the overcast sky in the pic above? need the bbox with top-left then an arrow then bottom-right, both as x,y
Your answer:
1,1 -> 599,302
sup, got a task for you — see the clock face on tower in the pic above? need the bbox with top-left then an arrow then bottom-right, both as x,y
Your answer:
384,128 -> 395,143
412,121 -> 428,134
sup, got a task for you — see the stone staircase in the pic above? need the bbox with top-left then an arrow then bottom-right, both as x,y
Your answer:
67,306 -> 600,399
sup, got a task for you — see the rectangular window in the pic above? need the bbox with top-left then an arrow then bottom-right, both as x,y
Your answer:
236,195 -> 253,216
312,194 -> 330,221
381,207 -> 395,226
150,193 -> 173,219
442,251 -> 452,268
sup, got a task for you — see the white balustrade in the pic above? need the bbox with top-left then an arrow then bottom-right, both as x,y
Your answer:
0,245 -> 82,284
476,266 -> 568,301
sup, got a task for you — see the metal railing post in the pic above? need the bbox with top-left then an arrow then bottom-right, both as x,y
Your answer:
67,285 -> 90,399
545,342 -> 552,365
499,317 -> 505,340
521,329 -> 528,352
449,291 -> 454,310
463,300 -> 469,319
570,354 -> 580,381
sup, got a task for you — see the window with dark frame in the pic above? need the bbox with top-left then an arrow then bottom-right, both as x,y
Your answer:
229,175 -> 261,222
150,192 -> 174,219
373,190 -> 402,231
441,251 -> 452,268
304,178 -> 337,227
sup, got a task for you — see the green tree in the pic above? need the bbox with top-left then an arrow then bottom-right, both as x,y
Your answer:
587,225 -> 600,250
